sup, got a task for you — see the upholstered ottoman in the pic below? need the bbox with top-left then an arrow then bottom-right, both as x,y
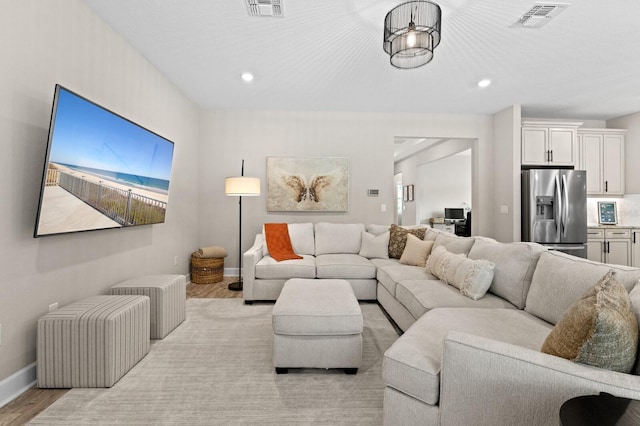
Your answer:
110,274 -> 186,339
37,295 -> 150,388
272,278 -> 363,374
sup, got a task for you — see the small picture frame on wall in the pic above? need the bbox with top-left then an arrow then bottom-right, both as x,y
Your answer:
407,185 -> 414,202
403,186 -> 409,202
598,201 -> 617,224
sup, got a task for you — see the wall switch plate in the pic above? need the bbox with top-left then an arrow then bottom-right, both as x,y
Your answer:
380,204 -> 386,212
174,255 -> 178,266
49,302 -> 58,312
500,205 -> 509,214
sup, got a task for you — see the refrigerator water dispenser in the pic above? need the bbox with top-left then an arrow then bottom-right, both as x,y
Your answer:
535,196 -> 554,219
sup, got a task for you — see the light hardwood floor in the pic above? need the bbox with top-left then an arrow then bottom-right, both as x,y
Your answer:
0,277 -> 242,426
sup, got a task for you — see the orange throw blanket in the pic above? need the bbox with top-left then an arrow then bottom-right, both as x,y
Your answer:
264,223 -> 303,262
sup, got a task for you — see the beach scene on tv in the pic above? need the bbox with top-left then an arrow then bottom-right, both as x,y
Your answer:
35,87 -> 175,237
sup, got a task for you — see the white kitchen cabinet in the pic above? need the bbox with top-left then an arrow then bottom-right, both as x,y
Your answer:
521,121 -> 580,166
578,129 -> 625,196
587,227 -> 631,266
632,228 -> 640,268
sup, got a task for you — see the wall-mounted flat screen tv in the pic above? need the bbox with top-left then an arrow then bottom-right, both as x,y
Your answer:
34,85 -> 175,237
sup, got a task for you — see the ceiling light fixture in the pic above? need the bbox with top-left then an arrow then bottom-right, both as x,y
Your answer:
383,1 -> 442,69
241,72 -> 254,82
477,79 -> 491,88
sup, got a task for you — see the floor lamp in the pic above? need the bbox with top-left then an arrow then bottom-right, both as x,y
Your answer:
225,160 -> 261,291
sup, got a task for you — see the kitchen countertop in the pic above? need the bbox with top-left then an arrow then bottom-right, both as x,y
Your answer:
588,224 -> 640,229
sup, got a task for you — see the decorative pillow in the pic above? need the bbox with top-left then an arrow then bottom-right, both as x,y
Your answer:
426,246 -> 465,284
359,231 -> 390,259
541,271 -> 639,373
399,234 -> 434,267
388,224 -> 426,259
451,257 -> 496,300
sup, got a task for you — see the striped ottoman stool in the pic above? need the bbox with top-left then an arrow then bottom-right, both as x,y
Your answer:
37,295 -> 150,388
110,274 -> 186,339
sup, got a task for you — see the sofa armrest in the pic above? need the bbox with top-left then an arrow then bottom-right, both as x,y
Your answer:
439,331 -> 640,426
242,234 -> 264,302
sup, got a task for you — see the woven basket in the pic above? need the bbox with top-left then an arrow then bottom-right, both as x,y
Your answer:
190,253 -> 224,284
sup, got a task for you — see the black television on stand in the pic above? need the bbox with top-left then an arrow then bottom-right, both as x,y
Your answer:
33,85 -> 175,237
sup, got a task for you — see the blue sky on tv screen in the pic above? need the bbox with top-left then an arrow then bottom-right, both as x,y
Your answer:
49,87 -> 174,180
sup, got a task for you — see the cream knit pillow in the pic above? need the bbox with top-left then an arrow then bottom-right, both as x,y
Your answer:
426,246 -> 495,300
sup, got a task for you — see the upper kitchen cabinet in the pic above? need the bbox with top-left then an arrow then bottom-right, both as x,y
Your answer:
578,129 -> 626,196
521,121 -> 581,166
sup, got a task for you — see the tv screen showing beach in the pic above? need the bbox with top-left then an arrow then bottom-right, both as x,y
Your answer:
34,85 -> 175,237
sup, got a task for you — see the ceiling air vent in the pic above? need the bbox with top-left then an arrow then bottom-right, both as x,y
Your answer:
511,2 -> 569,28
246,0 -> 284,18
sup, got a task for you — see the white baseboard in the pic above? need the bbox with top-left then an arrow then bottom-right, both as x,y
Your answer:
224,268 -> 240,277
0,362 -> 36,408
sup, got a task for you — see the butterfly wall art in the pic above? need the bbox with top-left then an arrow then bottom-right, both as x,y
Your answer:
266,157 -> 349,212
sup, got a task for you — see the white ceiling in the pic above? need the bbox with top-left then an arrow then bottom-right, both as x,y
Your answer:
83,0 -> 640,120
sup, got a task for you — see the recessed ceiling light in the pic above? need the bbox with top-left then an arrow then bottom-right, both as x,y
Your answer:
241,72 -> 254,82
477,79 -> 491,88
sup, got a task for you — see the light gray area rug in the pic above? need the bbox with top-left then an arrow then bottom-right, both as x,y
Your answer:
30,298 -> 399,425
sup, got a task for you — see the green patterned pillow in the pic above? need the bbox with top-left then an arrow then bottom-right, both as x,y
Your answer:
541,270 -> 639,373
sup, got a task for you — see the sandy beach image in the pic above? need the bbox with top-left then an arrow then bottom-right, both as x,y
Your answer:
36,163 -> 169,236
52,163 -> 168,204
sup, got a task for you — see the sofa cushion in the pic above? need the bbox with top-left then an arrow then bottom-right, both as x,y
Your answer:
525,250 -> 640,325
366,224 -> 390,236
388,224 -> 427,259
315,223 -> 365,255
433,233 -> 475,255
376,262 -> 437,297
262,223 -> 315,257
399,234 -> 434,267
395,280 -> 517,319
468,238 -> 545,309
359,231 -> 390,259
255,255 -> 316,279
383,308 -> 552,406
541,271 -> 638,373
316,254 -> 376,279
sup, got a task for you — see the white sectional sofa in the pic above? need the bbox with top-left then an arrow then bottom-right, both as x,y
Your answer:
243,222 -> 640,425
243,222 -> 378,303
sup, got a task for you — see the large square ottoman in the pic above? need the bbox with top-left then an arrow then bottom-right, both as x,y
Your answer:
110,274 -> 186,339
37,295 -> 150,388
272,278 -> 363,374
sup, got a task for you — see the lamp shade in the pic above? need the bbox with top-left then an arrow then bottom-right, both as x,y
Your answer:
383,0 -> 442,69
225,177 -> 261,196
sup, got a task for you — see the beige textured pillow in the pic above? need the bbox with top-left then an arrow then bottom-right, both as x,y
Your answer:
426,246 -> 465,284
388,224 -> 426,259
399,234 -> 434,267
541,271 -> 639,373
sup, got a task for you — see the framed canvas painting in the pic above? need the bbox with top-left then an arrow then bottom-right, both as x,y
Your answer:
266,157 -> 349,212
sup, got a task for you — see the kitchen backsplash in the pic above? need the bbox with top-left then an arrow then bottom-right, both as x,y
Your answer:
587,194 -> 640,226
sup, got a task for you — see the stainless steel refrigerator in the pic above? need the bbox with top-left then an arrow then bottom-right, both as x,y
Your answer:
521,169 -> 587,258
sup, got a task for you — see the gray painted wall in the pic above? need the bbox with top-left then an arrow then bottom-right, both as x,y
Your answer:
0,1 -> 200,383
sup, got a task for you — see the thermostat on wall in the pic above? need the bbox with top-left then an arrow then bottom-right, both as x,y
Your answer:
368,189 -> 379,196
